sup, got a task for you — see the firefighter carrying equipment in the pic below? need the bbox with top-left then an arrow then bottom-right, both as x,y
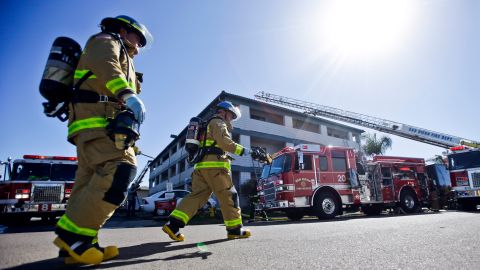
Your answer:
106,110 -> 140,150
216,101 -> 241,120
39,37 -> 82,122
185,116 -> 225,165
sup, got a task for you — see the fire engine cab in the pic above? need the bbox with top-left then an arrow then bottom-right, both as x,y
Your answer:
0,155 -> 77,224
257,144 -> 431,220
447,146 -> 480,210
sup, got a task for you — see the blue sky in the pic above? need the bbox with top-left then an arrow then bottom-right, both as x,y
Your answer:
0,0 -> 479,185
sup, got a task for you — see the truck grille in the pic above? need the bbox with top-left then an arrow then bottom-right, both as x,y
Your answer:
263,182 -> 276,202
472,172 -> 480,188
32,184 -> 63,203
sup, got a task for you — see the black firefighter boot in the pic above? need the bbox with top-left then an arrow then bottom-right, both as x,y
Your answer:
53,228 -> 103,265
162,217 -> 185,242
227,226 -> 251,239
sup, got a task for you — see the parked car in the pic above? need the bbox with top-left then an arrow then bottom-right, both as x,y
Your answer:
141,189 -> 189,214
154,190 -> 217,217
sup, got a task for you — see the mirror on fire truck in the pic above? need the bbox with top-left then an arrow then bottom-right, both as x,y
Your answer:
0,160 -> 10,182
295,151 -> 304,171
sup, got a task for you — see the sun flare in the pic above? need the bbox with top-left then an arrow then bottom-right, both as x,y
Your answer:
321,0 -> 416,58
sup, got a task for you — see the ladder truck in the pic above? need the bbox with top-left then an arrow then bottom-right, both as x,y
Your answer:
254,91 -> 480,210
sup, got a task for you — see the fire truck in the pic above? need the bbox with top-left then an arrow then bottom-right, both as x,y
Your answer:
254,92 -> 480,211
0,155 -> 77,225
359,155 -> 429,215
447,146 -> 480,210
257,144 -> 429,219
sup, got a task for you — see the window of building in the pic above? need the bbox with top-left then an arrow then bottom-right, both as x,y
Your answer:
249,108 -> 284,125
232,133 -> 240,143
161,171 -> 168,181
327,127 -> 348,139
170,145 -> 177,155
179,159 -> 186,173
169,164 -> 177,177
162,154 -> 169,162
179,138 -> 186,148
331,151 -> 347,171
319,156 -> 328,171
292,118 -> 320,133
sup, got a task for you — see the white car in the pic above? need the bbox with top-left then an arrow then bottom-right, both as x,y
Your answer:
141,189 -> 217,214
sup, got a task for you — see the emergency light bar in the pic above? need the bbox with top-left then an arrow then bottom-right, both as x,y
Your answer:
449,146 -> 466,151
23,155 -> 77,161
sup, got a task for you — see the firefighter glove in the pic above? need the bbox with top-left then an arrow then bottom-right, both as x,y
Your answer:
123,93 -> 145,124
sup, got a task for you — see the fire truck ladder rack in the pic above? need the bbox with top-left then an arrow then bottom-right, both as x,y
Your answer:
254,91 -> 480,149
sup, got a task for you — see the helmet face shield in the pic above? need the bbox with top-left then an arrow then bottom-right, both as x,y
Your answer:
101,15 -> 154,51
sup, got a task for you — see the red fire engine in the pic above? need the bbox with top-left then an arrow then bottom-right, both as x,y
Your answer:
257,144 -> 429,220
359,155 -> 429,215
0,155 -> 77,225
447,146 -> 480,210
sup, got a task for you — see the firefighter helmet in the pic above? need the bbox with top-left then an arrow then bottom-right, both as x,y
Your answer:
100,15 -> 153,48
216,101 -> 241,120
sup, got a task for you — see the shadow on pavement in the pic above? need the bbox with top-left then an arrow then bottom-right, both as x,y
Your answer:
4,239 -> 228,270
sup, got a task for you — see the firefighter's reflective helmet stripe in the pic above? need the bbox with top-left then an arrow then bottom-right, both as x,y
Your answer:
170,209 -> 190,224
68,117 -> 108,136
194,161 -> 231,170
57,214 -> 98,237
74,69 -> 97,79
224,218 -> 242,227
234,144 -> 244,156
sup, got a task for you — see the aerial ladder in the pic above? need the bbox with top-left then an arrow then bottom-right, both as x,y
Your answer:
254,91 -> 480,149
130,160 -> 152,189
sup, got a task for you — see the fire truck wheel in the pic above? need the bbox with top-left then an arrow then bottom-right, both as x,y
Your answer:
286,210 -> 304,221
399,189 -> 419,213
314,192 -> 339,220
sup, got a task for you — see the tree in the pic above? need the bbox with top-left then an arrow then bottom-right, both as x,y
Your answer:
361,133 -> 392,157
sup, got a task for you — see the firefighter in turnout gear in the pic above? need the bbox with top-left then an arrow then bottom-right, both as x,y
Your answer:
163,101 -> 251,241
53,15 -> 152,265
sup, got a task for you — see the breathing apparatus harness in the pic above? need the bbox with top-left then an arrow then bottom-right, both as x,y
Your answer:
186,116 -> 226,165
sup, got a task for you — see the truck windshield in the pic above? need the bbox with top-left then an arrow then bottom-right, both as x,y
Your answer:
269,154 -> 292,175
11,163 -> 77,181
448,151 -> 480,170
260,164 -> 271,179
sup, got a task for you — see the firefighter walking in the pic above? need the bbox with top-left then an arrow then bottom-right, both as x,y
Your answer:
163,101 -> 251,241
53,15 -> 152,265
